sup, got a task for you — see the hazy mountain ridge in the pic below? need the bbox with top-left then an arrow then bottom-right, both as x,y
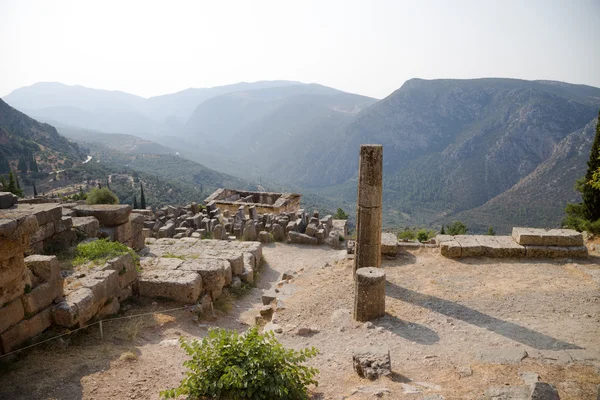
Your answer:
0,99 -> 85,172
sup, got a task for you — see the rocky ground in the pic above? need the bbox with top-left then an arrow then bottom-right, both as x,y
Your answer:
0,244 -> 599,399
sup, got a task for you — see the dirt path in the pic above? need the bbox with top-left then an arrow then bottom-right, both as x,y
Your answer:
0,245 -> 598,400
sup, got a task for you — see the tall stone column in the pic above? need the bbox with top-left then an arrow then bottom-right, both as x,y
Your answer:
354,145 -> 383,274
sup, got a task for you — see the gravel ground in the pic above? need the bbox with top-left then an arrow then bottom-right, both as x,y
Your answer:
0,243 -> 598,400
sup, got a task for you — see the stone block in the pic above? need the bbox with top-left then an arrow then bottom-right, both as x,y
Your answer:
305,223 -> 318,237
0,307 -> 52,354
494,236 -> 526,257
21,276 -> 64,315
352,346 -> 392,380
0,212 -> 38,241
525,245 -> 588,258
0,192 -> 18,209
30,222 -> 55,244
455,235 -> 484,257
54,216 -> 73,234
440,240 -> 462,258
97,297 -> 120,318
74,204 -> 132,227
0,255 -> 26,287
0,268 -> 30,305
0,298 -> 25,334
178,259 -> 226,291
288,231 -> 318,245
18,203 -> 63,226
24,255 -> 60,283
512,227 -> 584,247
72,216 -> 99,238
44,229 -> 77,252
258,231 -> 272,243
380,232 -> 398,256
79,269 -> 119,306
435,235 -> 455,245
138,269 -> 202,304
100,253 -> 137,289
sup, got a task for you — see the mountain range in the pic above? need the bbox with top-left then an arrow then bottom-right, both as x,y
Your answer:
4,78 -> 600,233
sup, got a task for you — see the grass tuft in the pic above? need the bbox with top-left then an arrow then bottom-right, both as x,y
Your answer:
73,238 -> 138,266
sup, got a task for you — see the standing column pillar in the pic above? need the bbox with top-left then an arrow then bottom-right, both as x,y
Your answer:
354,145 -> 383,274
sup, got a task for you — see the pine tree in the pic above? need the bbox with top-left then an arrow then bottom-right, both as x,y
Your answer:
18,156 -> 28,173
30,155 -> 39,172
140,183 -> 146,209
583,110 -> 600,221
7,171 -> 23,197
440,225 -> 445,234
0,176 -> 7,190
133,195 -> 138,209
33,182 -> 38,197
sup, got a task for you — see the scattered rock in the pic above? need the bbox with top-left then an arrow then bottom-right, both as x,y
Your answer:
530,382 -> 560,400
484,386 -> 529,400
352,346 -> 392,380
457,366 -> 473,378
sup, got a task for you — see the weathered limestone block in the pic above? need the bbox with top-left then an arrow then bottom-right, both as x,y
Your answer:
380,232 -> 398,256
0,299 -> 25,334
305,223 -> 318,237
158,223 -> 175,238
435,234 -> 455,245
494,236 -> 526,257
0,192 -> 18,209
0,255 -> 27,288
100,253 -> 137,289
179,259 -> 226,291
529,382 -> 560,400
72,217 -> 100,238
272,223 -> 285,242
18,203 -> 62,226
213,224 -> 225,240
455,235 -> 484,257
315,229 -> 326,245
440,240 -> 462,258
21,277 -> 63,315
78,269 -> 119,306
0,211 -> 38,243
354,267 -> 386,322
285,221 -> 297,234
288,231 -> 318,245
0,269 -> 31,306
52,288 -> 96,327
138,269 -> 202,304
474,235 -> 502,257
258,231 -> 272,243
512,227 -> 584,247
352,346 -> 392,380
97,297 -> 120,318
54,216 -> 73,234
326,231 -> 343,249
242,242 -> 262,267
74,204 -> 132,226
0,307 -> 52,354
525,245 -> 588,258
30,222 -> 55,244
44,229 -> 77,252
242,222 -> 257,241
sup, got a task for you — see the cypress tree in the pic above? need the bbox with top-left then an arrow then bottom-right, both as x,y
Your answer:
440,225 -> 445,234
133,195 -> 138,209
583,110 -> 600,221
106,178 -> 110,190
18,156 -> 27,173
30,155 -> 39,172
0,176 -> 6,189
140,183 -> 146,209
33,182 -> 38,197
7,171 -> 23,197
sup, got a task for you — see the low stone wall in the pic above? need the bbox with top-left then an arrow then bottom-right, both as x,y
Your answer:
437,228 -> 587,258
140,238 -> 263,305
74,205 -> 144,251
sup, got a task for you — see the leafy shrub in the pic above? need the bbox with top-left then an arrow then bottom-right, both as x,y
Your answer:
73,238 -> 137,266
416,229 -> 430,242
333,208 -> 348,220
487,226 -> 496,236
161,327 -> 319,400
562,214 -> 600,234
398,229 -> 416,241
446,221 -> 468,235
86,187 -> 119,205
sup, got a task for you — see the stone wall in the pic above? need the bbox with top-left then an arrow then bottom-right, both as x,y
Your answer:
204,188 -> 301,215
74,205 -> 144,251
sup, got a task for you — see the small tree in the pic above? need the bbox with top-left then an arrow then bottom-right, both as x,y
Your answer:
6,171 -> 23,197
161,327 -> 319,400
487,226 -> 496,236
33,182 -> 38,197
140,183 -> 146,209
86,187 -> 119,205
447,221 -> 468,235
333,208 -> 348,220
416,229 -> 430,242
133,195 -> 138,209
440,225 -> 446,234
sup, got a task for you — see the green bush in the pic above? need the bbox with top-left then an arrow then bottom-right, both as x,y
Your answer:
398,229 -> 416,240
446,221 -> 468,235
416,229 -> 430,242
73,238 -> 137,266
86,187 -> 119,205
161,327 -> 319,400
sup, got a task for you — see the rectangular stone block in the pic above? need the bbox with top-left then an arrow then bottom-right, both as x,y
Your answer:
512,227 -> 584,246
0,298 -> 25,334
54,216 -> 73,234
30,222 -> 55,244
100,253 -> 137,289
494,236 -> 526,257
0,255 -> 26,287
72,216 -> 99,238
440,240 -> 462,258
381,232 -> 398,256
24,255 -> 61,282
435,235 -> 455,245
1,307 -> 52,354
138,269 -> 202,304
52,287 -> 96,327
21,277 -> 63,315
455,235 -> 484,257
525,245 -> 588,258
78,269 -> 119,305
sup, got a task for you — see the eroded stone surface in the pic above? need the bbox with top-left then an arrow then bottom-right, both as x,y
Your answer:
74,204 -> 131,227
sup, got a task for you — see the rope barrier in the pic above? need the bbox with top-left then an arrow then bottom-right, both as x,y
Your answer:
0,304 -> 196,359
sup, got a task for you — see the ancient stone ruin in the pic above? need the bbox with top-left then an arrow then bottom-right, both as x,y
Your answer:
204,188 -> 301,215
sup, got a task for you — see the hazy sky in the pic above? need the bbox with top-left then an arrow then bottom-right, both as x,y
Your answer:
1,0 -> 599,99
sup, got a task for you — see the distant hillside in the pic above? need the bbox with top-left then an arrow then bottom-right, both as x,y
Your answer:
0,99 -> 85,174
3,81 -> 305,137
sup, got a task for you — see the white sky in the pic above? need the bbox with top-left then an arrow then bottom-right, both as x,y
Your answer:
1,0 -> 599,99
